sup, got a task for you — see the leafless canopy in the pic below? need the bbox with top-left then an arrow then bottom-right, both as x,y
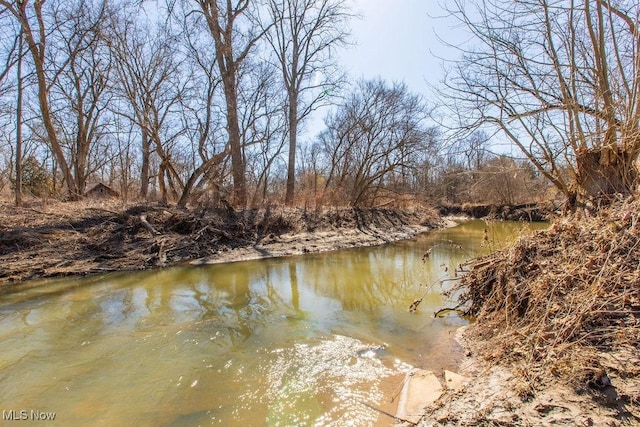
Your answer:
439,0 -> 640,201
321,79 -> 437,206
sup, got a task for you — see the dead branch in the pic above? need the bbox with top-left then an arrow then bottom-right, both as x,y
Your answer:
139,215 -> 160,235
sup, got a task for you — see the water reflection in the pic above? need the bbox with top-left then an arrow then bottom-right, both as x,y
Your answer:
0,220 -> 546,426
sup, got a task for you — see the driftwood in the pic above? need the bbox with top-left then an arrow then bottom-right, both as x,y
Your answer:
139,215 -> 160,235
434,306 -> 466,318
408,298 -> 423,313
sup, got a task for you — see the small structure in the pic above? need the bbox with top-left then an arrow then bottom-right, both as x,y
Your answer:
85,183 -> 120,198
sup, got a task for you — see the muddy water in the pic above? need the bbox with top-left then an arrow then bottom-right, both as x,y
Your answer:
0,220 -> 547,426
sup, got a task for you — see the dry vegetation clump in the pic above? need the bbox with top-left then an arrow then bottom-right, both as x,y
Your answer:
454,196 -> 640,417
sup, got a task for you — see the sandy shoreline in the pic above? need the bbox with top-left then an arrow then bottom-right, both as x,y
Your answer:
188,221 -> 456,266
411,326 -> 631,427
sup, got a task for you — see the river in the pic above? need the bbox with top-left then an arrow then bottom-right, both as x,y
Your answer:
0,220 -> 547,426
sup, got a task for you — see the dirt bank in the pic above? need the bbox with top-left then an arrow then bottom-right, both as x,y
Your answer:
0,199 -> 442,290
438,202 -> 554,221
414,197 -> 640,426
414,327 -> 632,426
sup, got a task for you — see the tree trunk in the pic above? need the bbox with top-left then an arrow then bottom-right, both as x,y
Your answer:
285,92 -> 298,206
178,149 -> 228,208
140,132 -> 150,199
15,30 -> 23,207
198,0 -> 253,209
75,127 -> 89,196
576,146 -> 637,199
20,10 -> 79,200
223,80 -> 247,207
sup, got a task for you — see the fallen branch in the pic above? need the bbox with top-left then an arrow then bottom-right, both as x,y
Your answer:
434,304 -> 466,318
139,215 -> 160,235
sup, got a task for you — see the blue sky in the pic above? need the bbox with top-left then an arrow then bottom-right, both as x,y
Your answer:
306,0 -> 463,138
340,0 -> 450,96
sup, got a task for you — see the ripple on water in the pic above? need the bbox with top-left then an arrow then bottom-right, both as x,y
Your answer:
244,335 -> 408,426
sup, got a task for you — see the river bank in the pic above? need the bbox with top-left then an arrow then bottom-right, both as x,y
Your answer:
0,211 -> 498,426
7,197 -> 632,426
437,202 -> 554,222
412,326 -> 634,426
0,199 -> 444,289
411,196 -> 640,426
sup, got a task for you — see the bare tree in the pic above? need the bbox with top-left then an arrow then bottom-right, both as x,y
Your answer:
321,79 -> 436,206
196,0 -> 270,207
262,0 -> 351,205
169,2 -> 288,208
238,61 -> 287,206
175,7 -> 227,208
454,130 -> 490,172
439,0 -> 640,204
51,0 -> 113,195
110,12 -> 186,203
0,0 -> 80,198
0,13 -> 25,204
0,0 -> 121,199
14,29 -> 23,205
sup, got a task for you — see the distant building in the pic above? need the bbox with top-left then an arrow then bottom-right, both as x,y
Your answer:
85,183 -> 120,198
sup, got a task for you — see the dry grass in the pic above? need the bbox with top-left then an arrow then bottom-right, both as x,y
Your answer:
452,195 -> 640,418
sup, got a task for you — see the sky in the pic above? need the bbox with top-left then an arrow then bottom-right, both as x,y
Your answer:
311,1 -> 521,155
305,0 -> 466,138
339,0 -> 453,97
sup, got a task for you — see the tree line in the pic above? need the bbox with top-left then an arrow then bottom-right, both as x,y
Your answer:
1,0 -> 635,210
0,0 -> 356,207
439,0 -> 640,206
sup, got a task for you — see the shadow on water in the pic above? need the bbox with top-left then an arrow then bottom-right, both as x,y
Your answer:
0,220 -> 547,426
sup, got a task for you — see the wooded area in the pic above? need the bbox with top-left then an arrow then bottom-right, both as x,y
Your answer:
0,0 -> 637,210
440,0 -> 640,205
1,2 -> 639,423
